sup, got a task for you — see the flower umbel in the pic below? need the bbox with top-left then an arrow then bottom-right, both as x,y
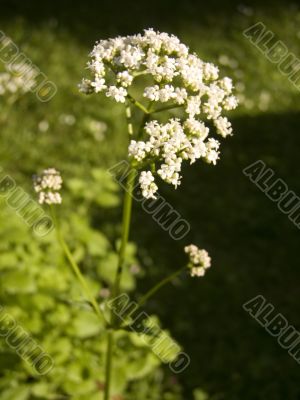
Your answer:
184,244 -> 211,277
80,29 -> 238,199
33,168 -> 63,205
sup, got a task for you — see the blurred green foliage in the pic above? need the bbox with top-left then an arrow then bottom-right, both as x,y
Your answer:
0,171 -> 182,399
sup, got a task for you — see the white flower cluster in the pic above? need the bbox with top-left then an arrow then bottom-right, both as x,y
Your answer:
80,29 -> 238,199
139,171 -> 158,199
129,119 -> 222,197
33,168 -> 63,205
0,64 -> 35,97
184,244 -> 211,277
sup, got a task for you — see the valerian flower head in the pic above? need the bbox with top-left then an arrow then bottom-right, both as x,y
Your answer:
80,29 -> 238,199
184,244 -> 211,277
33,168 -> 63,205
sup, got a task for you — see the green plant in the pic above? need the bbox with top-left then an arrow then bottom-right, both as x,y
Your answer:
1,25 -> 238,400
0,171 -> 181,399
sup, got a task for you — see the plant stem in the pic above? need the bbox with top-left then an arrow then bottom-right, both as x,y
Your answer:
104,165 -> 136,400
112,166 -> 137,303
138,266 -> 186,308
137,112 -> 151,140
103,330 -> 114,400
127,94 -> 150,114
50,206 -> 103,321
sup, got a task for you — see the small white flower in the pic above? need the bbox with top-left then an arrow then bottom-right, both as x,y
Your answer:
190,267 -> 205,277
139,171 -> 158,199
173,87 -> 188,104
33,168 -> 63,205
223,95 -> 238,111
38,191 -> 62,205
118,46 -> 144,68
78,78 -> 93,94
88,60 -> 105,76
157,162 -> 182,188
129,140 -> 152,162
158,84 -> 175,102
91,77 -> 107,93
202,99 -> 222,120
106,86 -> 127,103
214,116 -> 232,137
116,71 -> 133,87
184,244 -> 211,278
186,96 -> 201,117
203,63 -> 219,80
205,138 -> 220,165
205,149 -> 219,165
184,118 -> 209,139
219,77 -> 233,93
143,85 -> 160,101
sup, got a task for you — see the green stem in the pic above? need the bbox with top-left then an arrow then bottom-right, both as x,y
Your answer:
125,103 -> 133,135
104,165 -> 136,400
112,166 -> 137,304
50,206 -> 103,321
103,330 -> 113,400
138,266 -> 186,308
127,94 -> 150,115
137,112 -> 150,139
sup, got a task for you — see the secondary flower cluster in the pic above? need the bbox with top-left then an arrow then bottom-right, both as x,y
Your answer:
33,168 -> 63,205
132,119 -> 221,197
80,29 -> 238,199
0,64 -> 35,97
184,244 -> 211,277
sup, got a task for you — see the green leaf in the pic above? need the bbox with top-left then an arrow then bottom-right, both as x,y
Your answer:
70,311 -> 102,338
87,231 -> 110,256
31,382 -> 54,397
1,385 -> 30,400
97,252 -> 118,284
0,252 -> 18,270
3,270 -> 36,294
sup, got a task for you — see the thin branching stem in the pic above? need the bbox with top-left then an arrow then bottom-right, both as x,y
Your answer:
50,206 -> 103,321
127,94 -> 150,114
137,266 -> 186,308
